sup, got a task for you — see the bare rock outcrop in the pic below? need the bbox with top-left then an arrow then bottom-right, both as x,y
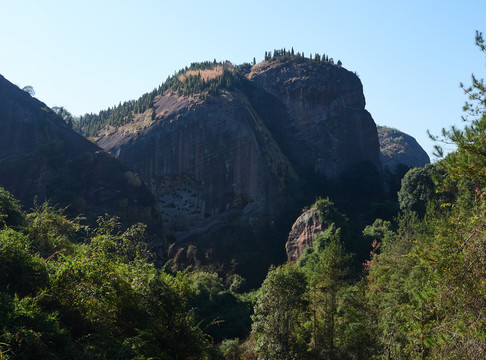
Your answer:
248,58 -> 382,177
96,57 -> 383,244
97,90 -> 297,242
88,56 -> 387,279
286,208 -> 323,263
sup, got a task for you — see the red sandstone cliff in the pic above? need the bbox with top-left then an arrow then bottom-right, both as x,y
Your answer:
96,57 -> 383,244
286,208 -> 324,263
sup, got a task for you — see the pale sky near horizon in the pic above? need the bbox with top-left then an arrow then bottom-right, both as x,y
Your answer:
1,0 -> 485,159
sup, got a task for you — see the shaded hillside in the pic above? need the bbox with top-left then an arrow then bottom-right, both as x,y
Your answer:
0,74 -> 163,242
378,125 -> 430,171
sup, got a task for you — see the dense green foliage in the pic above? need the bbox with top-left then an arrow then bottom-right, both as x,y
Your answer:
75,93 -> 154,138
247,201 -> 375,360
0,188 -> 23,228
0,196 -> 257,359
397,164 -> 438,217
0,192 -> 260,359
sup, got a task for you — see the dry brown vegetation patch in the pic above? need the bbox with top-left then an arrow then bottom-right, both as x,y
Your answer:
178,66 -> 224,83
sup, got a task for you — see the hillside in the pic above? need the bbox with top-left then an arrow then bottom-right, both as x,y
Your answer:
0,74 -> 164,248
378,125 -> 430,171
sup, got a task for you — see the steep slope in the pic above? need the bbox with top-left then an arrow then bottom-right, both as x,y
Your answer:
378,125 -> 430,171
96,57 -> 383,238
0,74 -> 162,236
248,57 -> 382,177
97,90 -> 297,242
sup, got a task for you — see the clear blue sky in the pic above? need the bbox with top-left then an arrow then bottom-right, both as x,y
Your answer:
1,0 -> 485,159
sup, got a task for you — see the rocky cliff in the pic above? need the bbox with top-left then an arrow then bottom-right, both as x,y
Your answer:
0,74 -> 162,238
248,58 -> 382,177
97,90 -> 296,242
378,125 -> 430,171
79,56 -> 385,280
95,57 -> 382,243
286,124 -> 431,263
285,208 -> 323,263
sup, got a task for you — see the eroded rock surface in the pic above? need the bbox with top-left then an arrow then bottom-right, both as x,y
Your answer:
248,58 -> 382,177
286,208 -> 323,263
97,57 -> 383,244
97,90 -> 296,241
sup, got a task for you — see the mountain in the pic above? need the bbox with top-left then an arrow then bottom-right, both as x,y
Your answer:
286,125 -> 431,263
91,56 -> 383,239
79,54 -> 384,280
377,125 -> 430,171
0,74 -> 163,246
247,57 -> 382,178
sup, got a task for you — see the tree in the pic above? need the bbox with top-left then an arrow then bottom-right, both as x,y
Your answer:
22,85 -> 35,96
431,31 -> 486,202
299,228 -> 352,358
0,187 -> 24,228
52,106 -> 74,128
251,264 -> 308,359
397,165 -> 437,217
365,31 -> 486,360
362,218 -> 395,249
0,191 -> 213,359
313,197 -> 348,230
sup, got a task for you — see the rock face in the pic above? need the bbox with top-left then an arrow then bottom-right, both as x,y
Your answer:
98,90 -> 296,241
0,74 -> 162,234
248,58 -> 382,177
377,125 -> 430,171
286,208 -> 323,263
96,57 -> 383,244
